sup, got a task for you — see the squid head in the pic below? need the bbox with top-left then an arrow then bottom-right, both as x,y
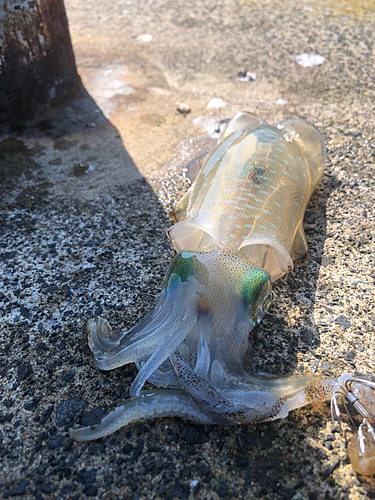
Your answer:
86,249 -> 271,391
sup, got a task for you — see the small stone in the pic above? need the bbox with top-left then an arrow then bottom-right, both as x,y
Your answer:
304,210 -> 317,223
183,465 -> 191,478
238,70 -> 256,81
300,327 -> 314,345
285,487 -> 296,498
48,436 -> 63,449
177,103 -> 191,115
17,363 -> 33,384
320,361 -> 331,372
156,485 -> 166,495
122,443 -> 133,454
83,484 -> 98,497
81,407 -> 107,427
11,438 -> 22,448
236,456 -> 249,468
310,360 -> 319,373
345,351 -> 356,361
77,469 -> 97,485
8,480 -> 29,496
24,400 -> 37,411
244,465 -> 254,483
132,440 -> 144,460
291,493 -> 305,500
195,461 -> 210,475
40,484 -> 52,494
190,479 -> 200,494
335,314 -> 351,329
55,397 -> 86,427
216,478 -> 229,497
170,481 -> 190,499
0,251 -> 17,261
20,306 -> 30,319
181,426 -> 209,445
356,343 -> 365,352
235,433 -> 250,453
60,370 -> 76,382
40,405 -> 54,425
325,434 -> 336,441
321,458 -> 340,479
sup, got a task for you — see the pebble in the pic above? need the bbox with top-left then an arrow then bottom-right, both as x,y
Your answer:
39,405 -> 54,425
55,398 -> 86,427
238,70 -> 256,81
190,479 -> 200,494
321,459 -> 340,479
335,314 -> 352,329
60,370 -> 76,382
176,103 -> 191,115
170,482 -> 190,499
235,433 -> 250,453
7,480 -> 29,497
83,484 -> 98,497
16,363 -> 33,384
181,426 -> 209,445
81,406 -> 107,426
132,440 -> 144,460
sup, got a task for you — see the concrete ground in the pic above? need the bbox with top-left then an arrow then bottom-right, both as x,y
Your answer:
0,0 -> 374,499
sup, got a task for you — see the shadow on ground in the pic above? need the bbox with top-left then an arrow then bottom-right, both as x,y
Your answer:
0,87 -> 141,209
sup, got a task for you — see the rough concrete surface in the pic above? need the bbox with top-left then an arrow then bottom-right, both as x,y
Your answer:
0,0 -> 374,499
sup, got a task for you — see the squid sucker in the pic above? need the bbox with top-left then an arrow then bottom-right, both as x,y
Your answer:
70,112 -> 374,473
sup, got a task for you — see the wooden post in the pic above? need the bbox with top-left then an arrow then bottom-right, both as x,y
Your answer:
0,0 -> 81,123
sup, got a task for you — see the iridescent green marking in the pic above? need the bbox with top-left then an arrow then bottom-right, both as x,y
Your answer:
167,253 -> 209,288
241,268 -> 270,306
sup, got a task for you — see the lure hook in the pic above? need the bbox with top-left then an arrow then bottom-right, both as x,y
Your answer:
331,377 -> 375,427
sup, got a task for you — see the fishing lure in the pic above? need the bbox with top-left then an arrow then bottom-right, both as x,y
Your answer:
70,112 -> 375,473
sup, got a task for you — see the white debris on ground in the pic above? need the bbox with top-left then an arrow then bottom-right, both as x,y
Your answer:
295,53 -> 325,67
206,98 -> 226,109
137,34 -> 153,42
192,116 -> 221,138
275,98 -> 288,105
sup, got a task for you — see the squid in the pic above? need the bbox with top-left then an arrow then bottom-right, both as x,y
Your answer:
70,112 -> 375,474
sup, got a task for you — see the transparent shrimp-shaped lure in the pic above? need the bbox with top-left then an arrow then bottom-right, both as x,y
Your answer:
70,112 -> 368,463
332,378 -> 375,475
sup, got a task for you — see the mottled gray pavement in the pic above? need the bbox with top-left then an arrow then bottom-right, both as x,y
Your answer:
0,0 -> 374,499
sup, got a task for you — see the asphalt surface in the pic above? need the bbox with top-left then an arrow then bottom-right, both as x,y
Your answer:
0,0 -> 374,499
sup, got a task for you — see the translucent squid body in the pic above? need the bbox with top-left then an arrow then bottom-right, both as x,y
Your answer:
70,112 -> 375,474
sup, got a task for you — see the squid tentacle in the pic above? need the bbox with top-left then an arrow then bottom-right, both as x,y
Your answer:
87,297 -> 174,370
69,390 -> 234,442
129,315 -> 197,397
87,273 -> 205,371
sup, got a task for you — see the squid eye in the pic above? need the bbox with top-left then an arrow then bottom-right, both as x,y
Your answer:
262,292 -> 272,312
